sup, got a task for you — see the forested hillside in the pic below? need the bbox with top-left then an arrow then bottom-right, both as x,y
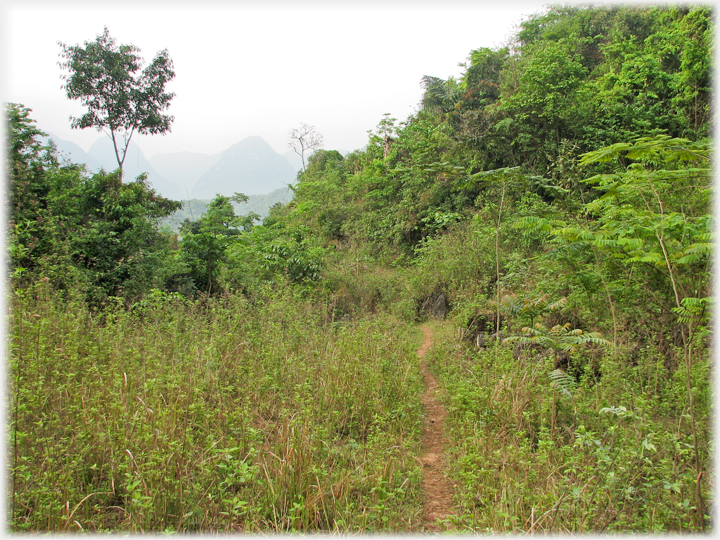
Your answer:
7,4 -> 713,533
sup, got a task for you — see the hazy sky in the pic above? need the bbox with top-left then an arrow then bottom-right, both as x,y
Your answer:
4,1 -> 588,159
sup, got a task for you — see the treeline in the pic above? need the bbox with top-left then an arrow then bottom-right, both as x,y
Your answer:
7,104 -> 316,301
279,3 -> 711,254
268,4 -> 712,351
8,5 -> 712,306
160,187 -> 293,233
7,4 -> 713,533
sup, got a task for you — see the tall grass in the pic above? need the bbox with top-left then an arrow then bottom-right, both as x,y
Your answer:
8,282 -> 424,532
427,323 -> 712,533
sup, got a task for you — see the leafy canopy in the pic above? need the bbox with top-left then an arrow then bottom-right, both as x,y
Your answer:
59,27 -> 175,178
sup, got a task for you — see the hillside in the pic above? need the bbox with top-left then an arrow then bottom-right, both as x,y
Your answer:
87,137 -> 185,199
47,133 -> 300,201
46,133 -> 185,199
190,136 -> 297,198
46,132 -> 103,171
161,186 -> 294,232
149,150 -> 221,196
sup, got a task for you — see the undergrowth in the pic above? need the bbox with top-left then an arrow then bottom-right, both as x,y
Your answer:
428,323 -> 713,533
8,282 -> 424,532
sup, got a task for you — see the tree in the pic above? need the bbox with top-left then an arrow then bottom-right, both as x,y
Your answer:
579,136 -> 711,526
59,27 -> 175,181
6,103 -> 58,278
6,103 -> 54,223
6,104 -> 182,303
179,193 -> 258,294
288,123 -> 324,172
420,75 -> 462,114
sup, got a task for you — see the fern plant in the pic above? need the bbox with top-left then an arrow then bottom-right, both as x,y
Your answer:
504,323 -> 609,440
549,368 -> 577,399
498,294 -> 567,328
503,321 -> 610,366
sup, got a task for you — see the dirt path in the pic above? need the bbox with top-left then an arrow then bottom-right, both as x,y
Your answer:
417,325 -> 455,532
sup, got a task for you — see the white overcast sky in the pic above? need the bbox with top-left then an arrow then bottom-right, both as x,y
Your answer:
3,0 -> 617,159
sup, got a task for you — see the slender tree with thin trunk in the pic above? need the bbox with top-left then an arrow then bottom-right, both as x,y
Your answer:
59,27 -> 175,182
288,123 -> 323,172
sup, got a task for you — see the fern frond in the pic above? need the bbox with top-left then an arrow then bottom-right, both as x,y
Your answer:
550,369 -> 577,399
554,227 -> 595,242
675,253 -> 701,265
546,297 -> 568,311
673,297 -> 710,324
582,332 -> 611,346
683,242 -> 713,254
580,143 -> 633,165
675,242 -> 713,265
512,215 -> 559,234
627,252 -> 663,265
499,293 -> 523,315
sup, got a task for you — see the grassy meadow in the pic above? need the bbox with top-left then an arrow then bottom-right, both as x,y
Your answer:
8,283 -> 425,532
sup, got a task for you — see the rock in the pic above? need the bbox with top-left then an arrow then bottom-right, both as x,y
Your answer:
431,292 -> 448,319
420,292 -> 449,319
476,331 -> 503,348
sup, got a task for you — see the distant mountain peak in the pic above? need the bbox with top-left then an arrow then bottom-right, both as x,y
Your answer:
224,136 -> 275,155
45,133 -> 299,200
191,136 -> 296,198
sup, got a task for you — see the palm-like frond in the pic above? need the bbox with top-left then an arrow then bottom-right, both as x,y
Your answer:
420,75 -> 462,113
503,322 -> 610,352
549,369 -> 577,399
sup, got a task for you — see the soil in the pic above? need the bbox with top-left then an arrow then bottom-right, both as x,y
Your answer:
417,325 -> 456,532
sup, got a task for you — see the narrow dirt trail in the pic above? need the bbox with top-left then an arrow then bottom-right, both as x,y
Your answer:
417,325 -> 455,532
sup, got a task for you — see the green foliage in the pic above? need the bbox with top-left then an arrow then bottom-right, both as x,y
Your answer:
7,103 -> 57,274
161,188 -> 293,233
6,103 -> 52,190
549,368 -> 577,399
428,323 -> 711,533
6,4 -> 713,533
504,322 -> 610,359
420,75 -> 462,114
259,238 -> 323,283
287,149 -> 351,240
580,136 -> 711,312
7,104 -> 182,304
59,27 -> 175,178
178,194 -> 259,294
9,285 -> 424,532
500,37 -> 588,155
459,47 -> 506,103
499,294 -> 567,327
509,135 -> 711,344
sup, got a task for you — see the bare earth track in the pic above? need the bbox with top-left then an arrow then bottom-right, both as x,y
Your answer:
417,325 -> 455,532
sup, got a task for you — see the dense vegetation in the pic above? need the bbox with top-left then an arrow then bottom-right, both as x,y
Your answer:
160,187 -> 293,233
7,4 -> 713,533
